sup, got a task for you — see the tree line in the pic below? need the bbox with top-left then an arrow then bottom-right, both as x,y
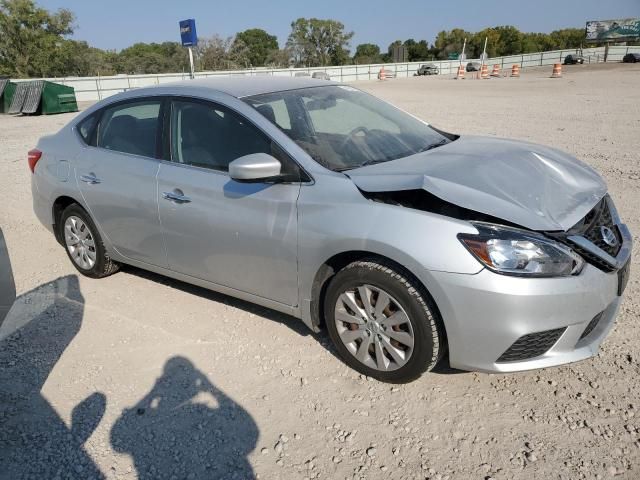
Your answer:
0,0 -> 620,78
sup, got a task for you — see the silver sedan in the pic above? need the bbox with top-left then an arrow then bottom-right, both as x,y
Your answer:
30,77 -> 631,382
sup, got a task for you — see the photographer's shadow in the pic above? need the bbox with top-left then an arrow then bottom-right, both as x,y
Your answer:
110,356 -> 258,480
0,275 -> 105,480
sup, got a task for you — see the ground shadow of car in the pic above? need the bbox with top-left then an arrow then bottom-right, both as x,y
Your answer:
110,356 -> 259,480
0,275 -> 107,480
121,264 -> 317,339
121,265 -> 466,376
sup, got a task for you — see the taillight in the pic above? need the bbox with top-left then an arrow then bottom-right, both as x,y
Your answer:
28,149 -> 42,173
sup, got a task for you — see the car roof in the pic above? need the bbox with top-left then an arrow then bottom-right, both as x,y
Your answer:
160,75 -> 335,98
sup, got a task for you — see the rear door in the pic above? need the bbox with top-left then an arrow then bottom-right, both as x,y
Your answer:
0,228 -> 16,329
157,98 -> 301,305
76,98 -> 167,266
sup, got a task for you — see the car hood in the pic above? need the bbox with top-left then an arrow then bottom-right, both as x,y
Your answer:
345,135 -> 607,231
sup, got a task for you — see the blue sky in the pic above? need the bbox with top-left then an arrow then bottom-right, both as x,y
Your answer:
39,0 -> 640,51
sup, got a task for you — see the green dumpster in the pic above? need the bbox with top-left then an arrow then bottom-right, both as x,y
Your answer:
0,79 -> 16,113
8,80 -> 78,115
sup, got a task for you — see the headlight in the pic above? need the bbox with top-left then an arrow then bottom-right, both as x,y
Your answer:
458,222 -> 584,277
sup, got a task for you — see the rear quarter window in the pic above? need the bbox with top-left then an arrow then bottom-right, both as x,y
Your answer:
77,113 -> 98,145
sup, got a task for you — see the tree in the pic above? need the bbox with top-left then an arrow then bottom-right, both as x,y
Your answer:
547,28 -> 585,50
353,43 -> 381,64
0,0 -> 74,77
404,39 -> 430,61
286,18 -> 353,67
265,48 -> 293,67
196,35 -> 251,71
434,28 -> 473,59
116,42 -> 188,74
234,28 -> 278,67
55,40 -> 117,77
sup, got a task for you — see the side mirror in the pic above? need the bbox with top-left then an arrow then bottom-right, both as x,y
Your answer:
229,153 -> 282,182
0,228 -> 16,329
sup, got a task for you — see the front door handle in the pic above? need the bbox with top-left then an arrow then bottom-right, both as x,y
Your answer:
80,174 -> 101,185
162,191 -> 192,204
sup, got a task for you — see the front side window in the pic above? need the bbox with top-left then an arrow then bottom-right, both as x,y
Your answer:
169,100 -> 299,179
245,86 -> 452,171
96,100 -> 161,157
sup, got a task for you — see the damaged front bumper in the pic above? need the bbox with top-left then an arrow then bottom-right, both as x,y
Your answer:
423,195 -> 632,374
427,265 -> 624,373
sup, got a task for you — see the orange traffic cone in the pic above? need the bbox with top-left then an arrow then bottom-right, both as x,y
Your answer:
551,63 -> 562,78
378,68 -> 386,80
490,64 -> 501,77
455,64 -> 465,79
510,64 -> 520,77
480,64 -> 489,79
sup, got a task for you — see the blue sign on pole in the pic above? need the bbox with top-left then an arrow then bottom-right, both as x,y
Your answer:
179,19 -> 197,47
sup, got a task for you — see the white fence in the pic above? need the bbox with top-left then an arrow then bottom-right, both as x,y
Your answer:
11,45 -> 640,102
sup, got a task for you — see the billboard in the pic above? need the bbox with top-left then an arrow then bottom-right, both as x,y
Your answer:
585,18 -> 640,42
179,19 -> 197,47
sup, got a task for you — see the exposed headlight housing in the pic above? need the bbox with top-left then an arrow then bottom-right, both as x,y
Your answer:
458,222 -> 584,277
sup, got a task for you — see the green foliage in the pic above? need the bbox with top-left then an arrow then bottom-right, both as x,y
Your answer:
353,43 -> 381,64
0,2 -> 625,78
286,18 -> 354,66
433,26 -> 589,60
403,39 -> 431,61
234,28 -> 278,67
116,42 -> 189,74
0,0 -> 74,77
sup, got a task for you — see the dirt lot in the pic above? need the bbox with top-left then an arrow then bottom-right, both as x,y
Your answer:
1,63 -> 639,480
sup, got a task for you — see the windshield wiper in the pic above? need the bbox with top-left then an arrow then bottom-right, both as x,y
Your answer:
417,139 -> 448,153
334,159 -> 387,172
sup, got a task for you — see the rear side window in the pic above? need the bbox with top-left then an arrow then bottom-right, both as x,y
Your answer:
96,100 -> 161,157
77,113 -> 98,145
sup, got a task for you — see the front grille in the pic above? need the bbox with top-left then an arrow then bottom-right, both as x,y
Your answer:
570,245 -> 616,273
579,312 -> 603,341
497,328 -> 566,363
560,197 -> 622,273
581,201 -> 621,257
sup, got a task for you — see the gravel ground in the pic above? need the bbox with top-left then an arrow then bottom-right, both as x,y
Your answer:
0,63 -> 639,480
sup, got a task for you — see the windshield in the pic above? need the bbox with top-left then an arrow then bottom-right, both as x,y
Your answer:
244,85 -> 452,171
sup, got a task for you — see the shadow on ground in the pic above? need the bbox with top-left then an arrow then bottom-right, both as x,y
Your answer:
111,356 -> 258,479
0,275 -> 106,479
121,264 -> 312,337
0,274 -> 260,480
122,264 -> 466,378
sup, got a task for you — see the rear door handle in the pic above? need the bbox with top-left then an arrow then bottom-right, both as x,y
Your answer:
80,174 -> 101,185
162,191 -> 191,204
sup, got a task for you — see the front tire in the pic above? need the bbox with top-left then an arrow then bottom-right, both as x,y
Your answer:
324,260 -> 444,383
60,204 -> 120,278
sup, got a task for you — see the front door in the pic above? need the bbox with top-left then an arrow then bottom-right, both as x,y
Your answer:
157,98 -> 300,306
76,98 -> 166,266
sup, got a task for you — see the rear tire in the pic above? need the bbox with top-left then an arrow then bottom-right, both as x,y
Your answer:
59,204 -> 120,278
324,259 -> 444,383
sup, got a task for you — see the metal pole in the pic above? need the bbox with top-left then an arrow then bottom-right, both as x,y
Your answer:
188,47 -> 195,79
482,36 -> 488,67
460,38 -> 467,65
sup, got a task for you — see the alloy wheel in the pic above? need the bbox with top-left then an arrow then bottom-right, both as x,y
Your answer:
334,284 -> 415,371
64,216 -> 97,270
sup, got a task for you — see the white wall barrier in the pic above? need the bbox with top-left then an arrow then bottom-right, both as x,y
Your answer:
11,45 -> 640,102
